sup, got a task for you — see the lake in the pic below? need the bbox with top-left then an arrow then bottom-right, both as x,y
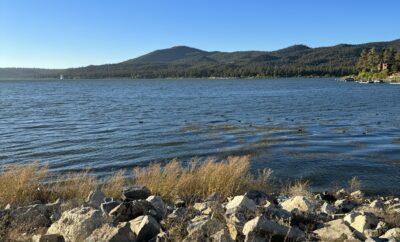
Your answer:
1,78 -> 399,194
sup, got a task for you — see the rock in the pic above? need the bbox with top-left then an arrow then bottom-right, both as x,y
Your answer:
316,191 -> 337,203
262,201 -> 275,211
280,196 -> 314,213
380,228 -> 400,240
149,231 -> 168,242
210,229 -> 234,242
186,215 -> 225,241
242,216 -> 305,240
85,222 -> 136,242
225,195 -> 256,215
100,201 -> 120,215
109,200 -> 158,223
376,221 -> 388,233
225,212 -> 247,241
244,190 -> 272,205
335,199 -> 356,213
350,190 -> 364,200
314,219 -> 364,241
122,186 -> 151,201
146,196 -> 167,218
336,188 -> 348,198
47,207 -> 104,242
130,215 -> 161,242
174,198 -> 185,207
343,211 -> 378,233
321,202 -> 336,215
32,234 -> 65,242
85,189 -> 106,208
370,200 -> 384,210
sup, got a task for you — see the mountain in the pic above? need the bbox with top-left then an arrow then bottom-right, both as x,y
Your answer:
1,39 -> 400,79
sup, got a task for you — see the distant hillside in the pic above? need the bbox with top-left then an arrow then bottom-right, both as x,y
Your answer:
1,39 -> 400,79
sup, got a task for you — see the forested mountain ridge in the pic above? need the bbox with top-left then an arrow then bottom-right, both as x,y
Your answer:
1,39 -> 400,79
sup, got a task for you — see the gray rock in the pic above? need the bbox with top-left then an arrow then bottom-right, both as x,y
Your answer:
225,195 -> 256,215
244,190 -> 273,205
100,201 -> 120,215
321,202 -> 336,215
32,234 -> 65,242
47,207 -> 104,242
109,200 -> 158,223
130,215 -> 161,242
370,199 -> 384,210
85,222 -> 136,242
85,189 -> 106,208
334,198 -> 356,213
242,216 -> 305,240
210,229 -> 234,242
122,186 -> 151,201
146,196 -> 167,218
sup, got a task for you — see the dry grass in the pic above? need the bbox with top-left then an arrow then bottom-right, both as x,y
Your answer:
348,176 -> 361,192
134,155 -> 272,202
0,162 -> 49,207
283,180 -> 313,198
0,156 -> 273,207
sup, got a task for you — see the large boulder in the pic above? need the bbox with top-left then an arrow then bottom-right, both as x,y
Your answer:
85,189 -> 106,208
242,216 -> 305,240
47,207 -> 104,242
225,195 -> 256,215
85,222 -> 136,242
109,200 -> 158,222
380,228 -> 400,240
122,186 -> 151,201
130,215 -> 161,242
314,219 -> 364,241
343,211 -> 378,233
280,196 -> 314,213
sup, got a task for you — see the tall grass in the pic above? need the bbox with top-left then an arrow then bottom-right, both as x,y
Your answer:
134,155 -> 272,202
0,156 -> 272,207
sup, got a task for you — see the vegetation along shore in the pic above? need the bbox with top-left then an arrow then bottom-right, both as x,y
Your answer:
1,156 -> 399,241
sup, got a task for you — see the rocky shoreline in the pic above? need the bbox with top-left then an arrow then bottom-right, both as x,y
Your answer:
1,186 -> 399,242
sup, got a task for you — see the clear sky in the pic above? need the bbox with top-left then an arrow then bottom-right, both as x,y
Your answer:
1,0 -> 399,68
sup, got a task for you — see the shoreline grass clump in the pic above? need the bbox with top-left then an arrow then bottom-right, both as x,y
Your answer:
0,156 -> 272,207
134,156 -> 273,202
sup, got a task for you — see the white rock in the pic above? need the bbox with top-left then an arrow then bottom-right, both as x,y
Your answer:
225,195 -> 256,214
47,207 -> 104,242
210,229 -> 234,242
32,234 -> 65,242
380,228 -> 400,240
350,190 -> 363,200
370,200 -> 384,210
343,211 -> 378,233
314,219 -> 363,241
130,215 -> 161,242
280,196 -> 314,213
85,222 -> 136,242
334,199 -> 356,212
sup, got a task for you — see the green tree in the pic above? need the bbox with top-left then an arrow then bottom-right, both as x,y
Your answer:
367,48 -> 381,72
383,48 -> 396,71
394,52 -> 400,72
357,49 -> 368,72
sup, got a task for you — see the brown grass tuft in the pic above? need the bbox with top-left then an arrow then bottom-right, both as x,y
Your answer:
0,162 -> 49,207
134,155 -> 272,202
348,176 -> 361,192
283,180 -> 313,198
102,170 -> 127,199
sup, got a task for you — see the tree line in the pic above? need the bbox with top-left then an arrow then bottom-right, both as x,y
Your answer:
357,48 -> 400,74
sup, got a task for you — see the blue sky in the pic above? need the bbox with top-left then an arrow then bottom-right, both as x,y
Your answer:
1,0 -> 399,68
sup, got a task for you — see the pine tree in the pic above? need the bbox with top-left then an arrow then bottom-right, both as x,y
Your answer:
357,49 -> 368,72
383,48 -> 396,71
367,48 -> 380,72
394,51 -> 400,72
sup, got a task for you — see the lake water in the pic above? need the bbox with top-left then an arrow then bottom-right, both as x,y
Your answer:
1,78 -> 400,194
